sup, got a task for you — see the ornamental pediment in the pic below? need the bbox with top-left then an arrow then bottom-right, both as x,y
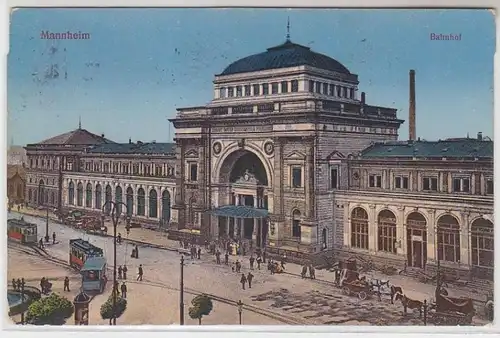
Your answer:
326,150 -> 346,160
185,149 -> 199,158
234,170 -> 260,185
285,150 -> 306,160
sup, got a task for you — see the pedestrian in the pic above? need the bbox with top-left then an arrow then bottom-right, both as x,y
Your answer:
40,277 -> 46,294
308,265 -> 316,279
114,280 -> 119,295
39,238 -> 44,249
118,265 -> 123,279
64,276 -> 70,292
301,265 -> 308,279
262,251 -> 267,263
215,250 -> 221,264
256,256 -> 262,270
52,232 -> 56,244
117,233 -> 122,244
17,205 -> 20,212
280,254 -> 286,270
137,264 -> 143,281
131,247 -> 136,258
122,265 -> 128,280
120,282 -> 127,298
135,245 -> 139,259
224,251 -> 229,265
12,278 -> 17,291
197,247 -> 201,259
190,246 -> 195,259
247,272 -> 254,288
16,278 -> 21,291
249,256 -> 255,270
240,273 -> 247,290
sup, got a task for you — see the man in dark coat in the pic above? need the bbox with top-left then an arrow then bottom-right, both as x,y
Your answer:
137,264 -> 143,281
240,273 -> 247,290
256,256 -> 262,270
52,232 -> 57,244
122,265 -> 128,279
215,250 -> 221,264
249,256 -> 255,270
247,272 -> 254,288
121,282 -> 127,298
197,247 -> 201,259
64,276 -> 70,292
224,251 -> 229,265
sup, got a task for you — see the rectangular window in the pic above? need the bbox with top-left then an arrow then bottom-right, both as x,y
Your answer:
336,86 -> 342,97
219,87 -> 226,98
228,87 -> 234,97
486,179 -> 493,195
236,86 -> 242,97
309,80 -> 315,92
244,85 -> 251,96
323,83 -> 328,94
423,177 -> 438,191
395,176 -> 409,189
253,84 -> 260,96
330,168 -> 338,189
315,82 -> 322,93
329,84 -> 334,96
189,163 -> 198,182
369,175 -> 382,188
350,88 -> 355,99
281,81 -> 288,93
453,177 -> 471,193
291,167 -> 302,188
262,83 -> 269,95
291,80 -> 299,92
271,82 -> 279,94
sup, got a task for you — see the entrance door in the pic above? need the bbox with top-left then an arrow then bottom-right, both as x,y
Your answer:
218,217 -> 227,238
407,228 -> 427,268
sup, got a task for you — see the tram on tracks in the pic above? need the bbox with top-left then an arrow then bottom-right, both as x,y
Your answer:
80,256 -> 108,293
69,238 -> 104,270
7,218 -> 38,244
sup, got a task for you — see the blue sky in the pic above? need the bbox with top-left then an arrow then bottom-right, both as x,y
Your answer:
7,8 -> 495,145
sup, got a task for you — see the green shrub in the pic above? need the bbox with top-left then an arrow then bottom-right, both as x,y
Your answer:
100,293 -> 127,324
25,293 -> 74,325
188,294 -> 213,325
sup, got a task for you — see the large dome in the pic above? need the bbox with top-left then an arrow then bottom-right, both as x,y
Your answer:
219,40 -> 351,76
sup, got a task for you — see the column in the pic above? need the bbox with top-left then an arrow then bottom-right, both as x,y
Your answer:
157,189 -> 161,219
480,173 -> 485,195
344,203 -> 350,247
253,196 -> 258,241
460,212 -> 470,266
132,187 -> 137,216
368,204 -> 377,252
426,209 -> 436,262
145,188 -> 150,218
304,139 -> 314,218
396,206 -> 405,256
448,174 -> 453,193
235,194 -> 240,206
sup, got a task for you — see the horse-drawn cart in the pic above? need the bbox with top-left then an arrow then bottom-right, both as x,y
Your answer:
430,292 -> 475,325
341,279 -> 373,300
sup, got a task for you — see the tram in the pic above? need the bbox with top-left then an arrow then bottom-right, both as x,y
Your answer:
80,256 -> 108,293
7,218 -> 38,244
69,238 -> 104,270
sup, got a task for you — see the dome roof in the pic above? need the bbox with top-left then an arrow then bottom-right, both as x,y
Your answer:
219,40 -> 351,76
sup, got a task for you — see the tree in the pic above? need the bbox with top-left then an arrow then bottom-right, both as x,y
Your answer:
188,294 -> 213,325
25,293 -> 74,325
100,292 -> 127,325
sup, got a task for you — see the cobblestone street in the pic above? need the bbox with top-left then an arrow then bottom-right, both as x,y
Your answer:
8,208 -> 492,326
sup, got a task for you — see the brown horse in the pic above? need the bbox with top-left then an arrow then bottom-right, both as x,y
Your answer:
394,292 -> 423,318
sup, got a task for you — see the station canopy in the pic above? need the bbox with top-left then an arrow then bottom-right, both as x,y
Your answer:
211,205 -> 269,219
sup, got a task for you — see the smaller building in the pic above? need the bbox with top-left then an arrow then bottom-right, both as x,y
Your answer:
7,164 -> 26,205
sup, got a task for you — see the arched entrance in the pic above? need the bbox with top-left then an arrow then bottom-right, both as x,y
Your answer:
217,149 -> 270,247
351,207 -> 368,249
437,214 -> 460,263
77,182 -> 83,206
104,185 -> 112,213
406,212 -> 427,268
115,186 -> 123,215
162,190 -> 171,224
378,210 -> 397,253
85,183 -> 92,208
68,181 -> 75,206
126,187 -> 134,216
471,218 -> 494,278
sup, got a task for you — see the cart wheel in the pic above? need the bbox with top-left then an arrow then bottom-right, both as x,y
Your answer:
342,286 -> 351,296
358,291 -> 368,301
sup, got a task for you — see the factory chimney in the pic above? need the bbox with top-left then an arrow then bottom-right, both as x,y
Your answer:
409,69 -> 416,141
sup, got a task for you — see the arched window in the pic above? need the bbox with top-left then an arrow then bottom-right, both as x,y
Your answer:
104,185 -> 112,213
322,228 -> 327,250
437,215 -> 461,263
162,190 -> 171,223
28,189 -> 32,202
377,210 -> 397,253
292,210 -> 301,238
149,189 -> 158,218
51,191 -> 55,205
68,181 -> 75,205
77,182 -> 83,206
38,179 -> 45,205
351,207 -> 368,249
44,191 -> 49,205
471,218 -> 494,269
95,184 -> 102,209
115,186 -> 123,215
85,183 -> 92,208
126,187 -> 133,216
137,188 -> 145,216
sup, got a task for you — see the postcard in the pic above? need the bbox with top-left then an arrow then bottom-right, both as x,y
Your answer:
6,7 -> 495,326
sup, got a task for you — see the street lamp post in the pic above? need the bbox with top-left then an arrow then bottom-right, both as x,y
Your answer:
101,200 -> 130,326
20,278 -> 26,325
237,300 -> 243,325
44,207 -> 50,243
180,255 -> 185,325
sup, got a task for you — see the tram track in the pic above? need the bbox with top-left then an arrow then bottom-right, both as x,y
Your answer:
8,242 -> 310,325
